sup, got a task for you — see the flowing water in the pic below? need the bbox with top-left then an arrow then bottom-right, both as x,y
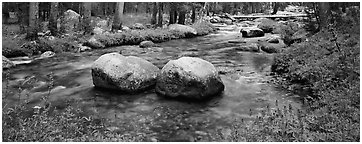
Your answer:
2,26 -> 302,141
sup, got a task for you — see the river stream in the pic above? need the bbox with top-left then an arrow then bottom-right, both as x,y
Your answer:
2,25 -> 302,141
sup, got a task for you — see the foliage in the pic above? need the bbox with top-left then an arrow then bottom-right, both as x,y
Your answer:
270,9 -> 360,142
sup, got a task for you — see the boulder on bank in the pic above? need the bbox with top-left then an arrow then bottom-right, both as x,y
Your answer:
91,52 -> 159,92
267,38 -> 279,43
132,23 -> 145,30
139,41 -> 157,48
3,56 -> 15,69
256,18 -> 280,33
156,57 -> 225,100
260,44 -> 279,53
236,43 -> 261,52
169,24 -> 197,36
60,10 -> 81,33
240,27 -> 265,38
85,36 -> 106,49
40,51 -> 55,59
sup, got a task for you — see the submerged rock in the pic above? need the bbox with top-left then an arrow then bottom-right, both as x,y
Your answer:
210,16 -> 222,23
77,44 -> 92,52
40,51 -> 55,59
240,27 -> 264,38
2,56 -> 15,69
156,57 -> 224,100
224,19 -> 233,25
139,41 -> 157,48
236,43 -> 261,52
267,38 -> 279,43
91,52 -> 159,92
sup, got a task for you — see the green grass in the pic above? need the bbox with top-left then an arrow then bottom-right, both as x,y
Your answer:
2,17 -> 216,57
87,20 -> 217,49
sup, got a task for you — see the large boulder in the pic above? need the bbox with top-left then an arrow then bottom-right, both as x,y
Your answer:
240,27 -> 265,38
85,36 -> 105,49
60,10 -> 80,33
91,53 -> 159,92
256,18 -> 280,33
3,56 -> 15,69
169,24 -> 197,36
156,57 -> 225,100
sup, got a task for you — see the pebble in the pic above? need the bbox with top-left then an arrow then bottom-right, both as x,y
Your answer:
150,137 -> 158,142
195,131 -> 208,136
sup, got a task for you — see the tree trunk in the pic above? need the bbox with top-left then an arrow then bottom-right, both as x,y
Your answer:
271,2 -> 279,14
27,2 -> 39,40
83,2 -> 92,34
178,10 -> 186,25
157,2 -> 163,27
318,2 -> 331,30
191,5 -> 196,23
169,3 -> 177,24
49,2 -> 59,36
206,3 -> 210,16
112,2 -> 124,31
251,3 -> 254,13
151,2 -> 157,25
200,2 -> 208,18
17,3 -> 29,34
